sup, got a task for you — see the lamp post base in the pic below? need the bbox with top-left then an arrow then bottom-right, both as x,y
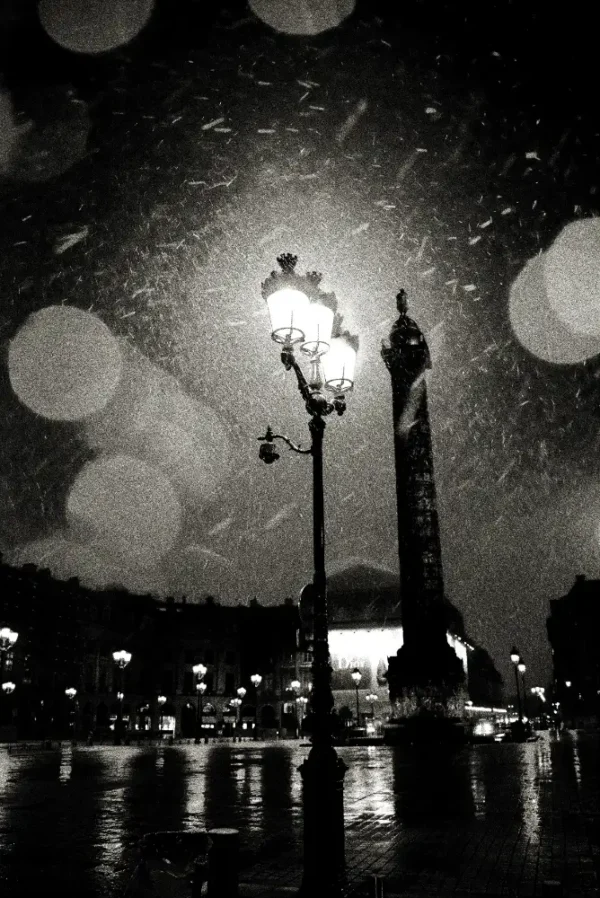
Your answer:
298,744 -> 347,898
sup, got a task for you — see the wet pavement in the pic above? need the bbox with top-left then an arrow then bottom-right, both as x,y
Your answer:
0,732 -> 598,897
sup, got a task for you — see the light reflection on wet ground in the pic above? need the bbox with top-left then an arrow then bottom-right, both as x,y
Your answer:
0,733 -> 597,897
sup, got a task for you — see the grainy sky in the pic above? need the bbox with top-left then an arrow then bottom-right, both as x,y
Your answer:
1,0 -> 600,691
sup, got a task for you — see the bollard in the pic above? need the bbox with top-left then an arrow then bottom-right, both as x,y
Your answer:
207,828 -> 239,898
372,873 -> 384,897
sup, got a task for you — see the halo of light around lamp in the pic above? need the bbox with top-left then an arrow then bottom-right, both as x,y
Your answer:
323,336 -> 357,393
267,287 -> 309,344
300,301 -> 335,355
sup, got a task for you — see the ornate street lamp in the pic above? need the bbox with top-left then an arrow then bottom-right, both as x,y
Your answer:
510,646 -> 523,722
259,253 -> 359,896
2,682 -> 15,695
112,650 -> 132,745
157,694 -> 167,735
250,673 -> 262,740
351,668 -> 362,725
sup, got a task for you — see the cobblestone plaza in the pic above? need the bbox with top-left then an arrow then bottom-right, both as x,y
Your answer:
0,732 -> 598,897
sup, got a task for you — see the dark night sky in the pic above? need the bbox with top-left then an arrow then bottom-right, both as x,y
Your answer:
1,0 -> 600,692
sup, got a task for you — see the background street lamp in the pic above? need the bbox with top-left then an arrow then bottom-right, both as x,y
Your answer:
365,693 -> 378,719
196,681 -> 207,742
510,646 -> 523,722
157,694 -> 166,735
192,663 -> 207,744
351,668 -> 362,726
112,650 -> 132,745
296,695 -> 309,732
250,673 -> 262,740
0,626 -> 18,681
65,687 -> 77,740
518,661 -> 527,718
259,253 -> 359,896
230,697 -> 242,733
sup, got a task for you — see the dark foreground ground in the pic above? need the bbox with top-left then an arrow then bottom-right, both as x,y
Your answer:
0,732 -> 598,897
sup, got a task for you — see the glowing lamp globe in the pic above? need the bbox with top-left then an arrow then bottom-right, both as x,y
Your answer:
267,287 -> 309,344
518,662 -> 526,674
300,301 -> 335,355
237,686 -> 247,699
510,648 -> 520,664
251,673 -> 262,688
0,627 -> 18,650
113,649 -> 132,668
351,668 -> 362,686
65,687 -> 77,699
197,682 -> 207,695
193,663 -> 207,679
323,336 -> 357,393
2,682 -> 16,694
157,695 -> 167,706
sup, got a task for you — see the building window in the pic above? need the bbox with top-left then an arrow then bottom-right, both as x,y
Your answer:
184,671 -> 193,693
162,672 -> 173,694
205,649 -> 215,664
225,651 -> 236,666
225,673 -> 235,694
184,650 -> 195,664
205,673 -> 214,693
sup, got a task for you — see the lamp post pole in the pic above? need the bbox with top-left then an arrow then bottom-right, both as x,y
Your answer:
351,668 -> 362,726
259,254 -> 359,897
112,650 -> 132,746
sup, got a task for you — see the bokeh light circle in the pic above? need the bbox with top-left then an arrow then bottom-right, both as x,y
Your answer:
248,0 -> 355,35
544,218 -> 600,337
8,306 -> 123,421
509,254 -> 600,365
67,454 -> 182,563
38,0 -> 154,55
